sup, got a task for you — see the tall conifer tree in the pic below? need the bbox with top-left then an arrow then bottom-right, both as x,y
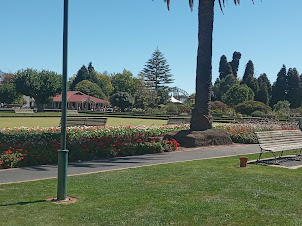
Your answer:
271,65 -> 287,106
286,68 -> 301,108
230,51 -> 241,78
218,55 -> 233,80
257,73 -> 272,97
245,74 -> 258,96
242,60 -> 258,97
242,60 -> 254,83
70,65 -> 89,90
142,48 -> 174,90
257,83 -> 269,105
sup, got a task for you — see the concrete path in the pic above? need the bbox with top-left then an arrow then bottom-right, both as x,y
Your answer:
0,144 -> 260,184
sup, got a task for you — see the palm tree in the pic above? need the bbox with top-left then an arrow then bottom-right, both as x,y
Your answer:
163,0 -> 241,131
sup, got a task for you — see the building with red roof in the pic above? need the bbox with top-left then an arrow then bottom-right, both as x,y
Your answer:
50,91 -> 109,110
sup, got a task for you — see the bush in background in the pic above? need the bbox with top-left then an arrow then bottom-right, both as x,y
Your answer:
273,100 -> 290,119
211,101 -> 229,113
178,104 -> 192,114
235,101 -> 271,116
214,123 -> 296,144
164,103 -> 179,113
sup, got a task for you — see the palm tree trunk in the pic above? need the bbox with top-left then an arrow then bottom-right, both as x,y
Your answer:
190,0 -> 215,131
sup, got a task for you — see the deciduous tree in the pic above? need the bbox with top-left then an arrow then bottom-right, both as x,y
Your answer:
111,69 -> 139,97
0,82 -> 23,104
74,80 -> 106,100
222,84 -> 254,106
110,92 -> 134,112
14,68 -> 62,112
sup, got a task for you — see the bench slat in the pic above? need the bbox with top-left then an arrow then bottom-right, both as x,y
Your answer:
261,145 -> 302,151
258,137 -> 302,143
61,117 -> 108,127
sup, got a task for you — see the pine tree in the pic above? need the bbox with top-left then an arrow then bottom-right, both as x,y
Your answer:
286,68 -> 301,108
271,65 -> 287,106
229,51 -> 241,78
218,55 -> 233,80
142,48 -> 174,90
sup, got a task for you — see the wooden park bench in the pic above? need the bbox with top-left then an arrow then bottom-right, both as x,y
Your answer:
255,130 -> 302,163
167,117 -> 191,125
60,117 -> 108,127
85,117 -> 108,126
14,108 -> 34,113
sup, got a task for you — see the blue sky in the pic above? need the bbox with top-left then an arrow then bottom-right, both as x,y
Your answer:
1,0 -> 301,95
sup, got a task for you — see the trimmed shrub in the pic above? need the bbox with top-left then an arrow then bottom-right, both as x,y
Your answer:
251,110 -> 266,117
222,84 -> 254,106
211,101 -> 228,113
235,101 -> 271,116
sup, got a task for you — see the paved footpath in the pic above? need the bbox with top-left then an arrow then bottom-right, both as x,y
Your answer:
0,144 -> 260,184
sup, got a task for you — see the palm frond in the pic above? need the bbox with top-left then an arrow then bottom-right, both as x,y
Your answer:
189,0 -> 194,11
162,0 -> 256,12
164,0 -> 170,10
218,0 -> 242,13
163,0 -> 193,11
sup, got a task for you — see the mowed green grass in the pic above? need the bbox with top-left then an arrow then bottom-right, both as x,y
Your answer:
0,117 -> 167,128
1,154 -> 302,225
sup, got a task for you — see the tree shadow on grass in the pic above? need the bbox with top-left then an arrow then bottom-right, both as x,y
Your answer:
0,199 -> 46,207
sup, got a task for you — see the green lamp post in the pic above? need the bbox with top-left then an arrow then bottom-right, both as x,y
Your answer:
57,0 -> 69,201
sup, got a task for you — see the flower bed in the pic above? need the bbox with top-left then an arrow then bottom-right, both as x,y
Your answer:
0,125 -> 189,169
214,122 -> 297,144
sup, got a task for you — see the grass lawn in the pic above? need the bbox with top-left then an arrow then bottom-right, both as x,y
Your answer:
1,153 -> 302,225
0,117 -> 167,128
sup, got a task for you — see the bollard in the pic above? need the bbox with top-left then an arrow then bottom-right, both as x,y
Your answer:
239,156 -> 248,167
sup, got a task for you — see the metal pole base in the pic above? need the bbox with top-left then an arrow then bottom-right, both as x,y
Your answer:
57,149 -> 69,201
